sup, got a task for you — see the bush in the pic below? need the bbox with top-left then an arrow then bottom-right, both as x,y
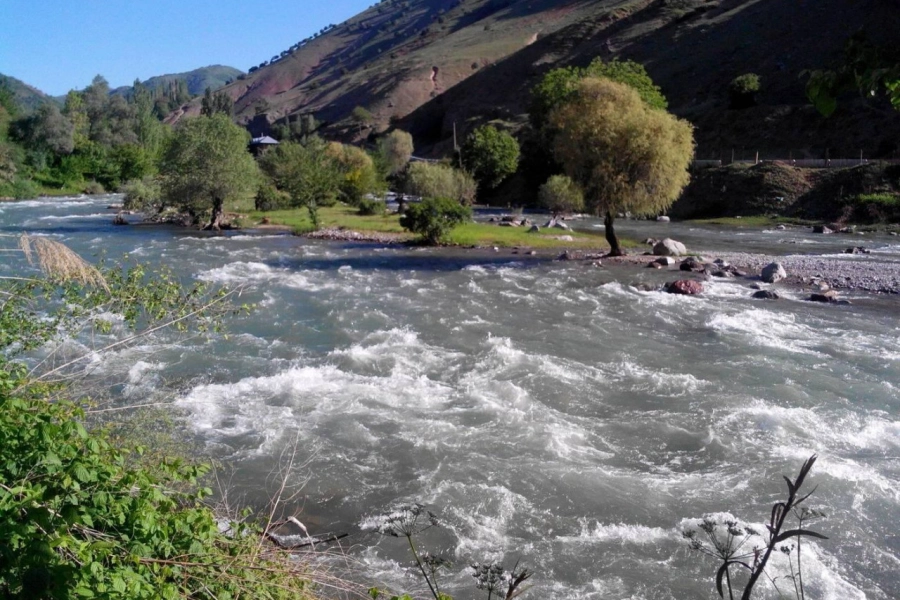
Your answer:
255,181 -> 292,211
400,196 -> 471,243
121,176 -> 162,212
461,125 -> 520,189
358,197 -> 386,215
539,174 -> 584,215
0,177 -> 40,200
729,73 -> 761,108
326,142 -> 383,205
82,180 -> 105,195
854,192 -> 900,222
403,162 -> 477,205
378,130 -> 414,176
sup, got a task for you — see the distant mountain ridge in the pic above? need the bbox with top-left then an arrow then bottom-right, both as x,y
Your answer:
112,65 -> 244,98
0,74 -> 56,111
171,0 -> 900,159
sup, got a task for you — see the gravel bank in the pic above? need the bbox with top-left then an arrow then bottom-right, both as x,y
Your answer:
608,251 -> 900,294
303,228 -> 408,244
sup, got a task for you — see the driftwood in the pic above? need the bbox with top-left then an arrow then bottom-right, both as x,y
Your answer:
265,531 -> 348,549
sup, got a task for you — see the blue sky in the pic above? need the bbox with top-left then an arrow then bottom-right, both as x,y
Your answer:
0,0 -> 373,95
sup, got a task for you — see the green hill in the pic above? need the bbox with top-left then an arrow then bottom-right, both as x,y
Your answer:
0,73 -> 58,112
113,65 -> 244,98
169,0 -> 900,160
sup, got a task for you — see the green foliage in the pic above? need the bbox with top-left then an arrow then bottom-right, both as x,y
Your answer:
530,58 -> 667,130
400,196 -> 472,244
377,130 -> 414,176
729,73 -> 761,109
254,181 -> 292,211
351,106 -> 375,133
327,142 -> 383,205
121,176 -> 163,212
0,254 -> 310,600
461,125 -> 520,189
403,162 -> 477,205
259,137 -> 340,229
550,77 -> 694,255
358,197 -> 386,215
160,114 -> 260,228
538,174 -> 584,215
200,87 -> 234,118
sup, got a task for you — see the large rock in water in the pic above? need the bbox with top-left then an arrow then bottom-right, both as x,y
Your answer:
761,262 -> 787,283
665,280 -> 703,295
653,238 -> 687,256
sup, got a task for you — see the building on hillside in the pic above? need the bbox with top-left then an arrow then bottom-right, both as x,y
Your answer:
249,135 -> 279,156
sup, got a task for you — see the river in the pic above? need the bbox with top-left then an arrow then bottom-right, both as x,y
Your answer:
2,195 -> 899,599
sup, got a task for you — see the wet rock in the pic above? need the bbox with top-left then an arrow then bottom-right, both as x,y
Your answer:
665,279 -> 703,295
752,290 -> 780,300
808,290 -> 838,303
844,246 -> 870,254
653,238 -> 687,256
761,262 -> 787,283
528,250 -> 537,255
656,215 -> 670,222
112,213 -> 128,226
554,221 -> 570,230
713,258 -> 731,268
812,225 -> 833,234
654,256 -> 676,266
500,215 -> 517,222
776,224 -> 787,230
680,256 -> 706,272
647,262 -> 663,269
499,221 -> 519,227
557,250 -> 582,261
643,237 -> 658,246
713,270 -> 735,278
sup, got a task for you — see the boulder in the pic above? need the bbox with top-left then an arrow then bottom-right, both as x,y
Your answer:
809,290 -> 838,303
752,290 -> 780,300
761,262 -> 786,283
844,246 -> 870,254
713,258 -> 731,268
712,270 -> 735,278
656,215 -> 671,222
665,280 -> 703,295
647,262 -> 663,269
557,250 -> 582,261
654,256 -> 676,266
812,225 -> 833,234
553,221 -> 570,230
643,237 -> 658,245
112,213 -> 128,226
775,224 -> 787,231
528,225 -> 540,233
653,238 -> 687,256
499,221 -> 519,227
680,256 -> 705,272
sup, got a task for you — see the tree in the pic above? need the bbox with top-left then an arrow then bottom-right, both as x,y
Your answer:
461,125 -> 520,189
378,129 -> 414,176
201,86 -> 234,117
400,196 -> 472,244
403,162 -> 477,206
538,174 -> 584,216
550,78 -> 694,256
351,105 -> 374,136
160,114 -> 260,230
326,142 -> 382,205
729,73 -> 761,109
259,137 -> 340,229
12,102 -> 75,155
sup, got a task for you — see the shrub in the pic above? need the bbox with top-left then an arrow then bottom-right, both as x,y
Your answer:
82,180 -> 105,195
461,125 -> 520,189
729,73 -> 761,108
853,192 -> 900,222
255,181 -> 292,211
378,130 -> 414,176
400,196 -> 471,243
358,197 -> 386,215
121,176 -> 162,212
539,174 -> 584,215
327,142 -> 383,205
403,162 -> 477,205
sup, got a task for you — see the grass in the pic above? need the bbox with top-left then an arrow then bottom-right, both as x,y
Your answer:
688,216 -> 815,227
246,204 -> 628,250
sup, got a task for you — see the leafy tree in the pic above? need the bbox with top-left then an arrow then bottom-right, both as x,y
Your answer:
351,105 -> 375,135
461,125 -> 520,189
400,196 -> 472,244
403,162 -> 477,205
160,114 -> 260,229
378,129 -> 414,176
729,73 -> 761,109
538,174 -> 584,216
259,137 -> 340,229
201,86 -> 234,117
326,142 -> 383,205
11,102 -> 75,155
550,78 -> 694,256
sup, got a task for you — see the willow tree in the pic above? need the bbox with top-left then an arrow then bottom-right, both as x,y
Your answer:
161,114 -> 259,230
550,77 -> 694,256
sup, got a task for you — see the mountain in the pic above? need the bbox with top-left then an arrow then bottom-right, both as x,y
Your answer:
113,65 -> 244,98
171,0 -> 900,159
0,73 -> 58,112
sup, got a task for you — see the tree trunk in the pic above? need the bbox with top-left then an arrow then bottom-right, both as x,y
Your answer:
604,211 -> 625,256
205,197 -> 224,231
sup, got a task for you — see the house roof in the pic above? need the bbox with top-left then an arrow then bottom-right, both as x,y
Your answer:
250,136 -> 279,145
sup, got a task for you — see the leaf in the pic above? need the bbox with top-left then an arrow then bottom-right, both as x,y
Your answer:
773,529 -> 828,544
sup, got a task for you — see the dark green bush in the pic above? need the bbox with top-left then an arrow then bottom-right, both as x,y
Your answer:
400,197 -> 471,244
358,197 -> 386,215
729,73 -> 761,108
255,181 -> 292,211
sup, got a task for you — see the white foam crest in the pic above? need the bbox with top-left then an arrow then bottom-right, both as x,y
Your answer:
560,520 -> 672,545
614,361 -> 709,396
331,328 -> 462,376
545,423 -> 615,462
708,309 -> 824,355
198,261 -> 353,292
37,212 -> 110,220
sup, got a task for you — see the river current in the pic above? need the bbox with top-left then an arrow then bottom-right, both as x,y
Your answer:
2,195 -> 899,599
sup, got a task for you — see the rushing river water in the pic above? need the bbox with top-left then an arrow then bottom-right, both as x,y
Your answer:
3,195 -> 900,599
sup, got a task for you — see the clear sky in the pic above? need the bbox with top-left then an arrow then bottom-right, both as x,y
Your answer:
0,0 -> 373,95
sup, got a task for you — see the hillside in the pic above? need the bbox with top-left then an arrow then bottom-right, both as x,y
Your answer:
113,65 -> 244,98
171,0 -> 900,160
0,73 -> 57,112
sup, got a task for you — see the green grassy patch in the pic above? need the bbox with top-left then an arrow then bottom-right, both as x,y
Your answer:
447,222 -> 614,249
856,193 -> 900,207
247,204 -> 408,235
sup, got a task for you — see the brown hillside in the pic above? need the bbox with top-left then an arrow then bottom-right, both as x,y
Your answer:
171,0 -> 900,159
